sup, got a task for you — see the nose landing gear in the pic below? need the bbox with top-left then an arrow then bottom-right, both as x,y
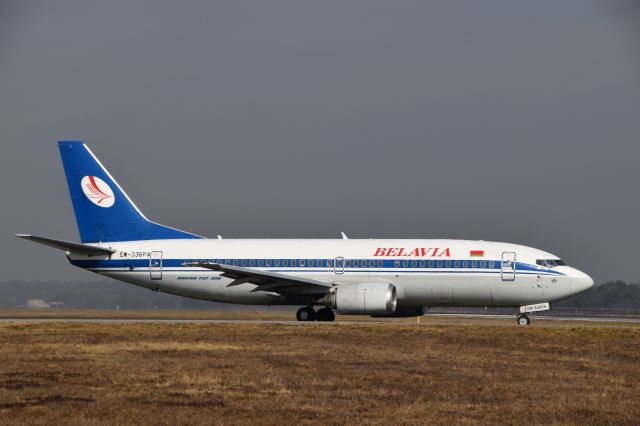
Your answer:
517,302 -> 550,326
516,314 -> 530,326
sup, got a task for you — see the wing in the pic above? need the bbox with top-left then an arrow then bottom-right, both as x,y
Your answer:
185,262 -> 333,296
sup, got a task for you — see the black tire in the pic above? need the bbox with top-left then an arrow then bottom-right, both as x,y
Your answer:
316,308 -> 336,322
296,307 -> 316,322
517,314 -> 530,326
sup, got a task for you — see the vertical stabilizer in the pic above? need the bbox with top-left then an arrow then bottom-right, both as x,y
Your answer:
58,141 -> 203,243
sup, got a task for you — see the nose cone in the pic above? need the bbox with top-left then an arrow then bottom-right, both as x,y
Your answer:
571,269 -> 594,294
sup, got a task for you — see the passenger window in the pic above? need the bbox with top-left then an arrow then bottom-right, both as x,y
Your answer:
454,261 -> 460,268
274,260 -> 280,267
420,260 -> 425,268
480,260 -> 486,268
369,260 -> 375,267
378,260 -> 383,267
250,260 -> 255,267
241,260 -> 247,267
361,260 -> 366,267
403,260 -> 409,267
411,260 -> 417,267
437,261 -> 442,268
346,260 -> 351,267
394,260 -> 401,268
299,260 -> 305,267
488,261 -> 494,269
428,260 -> 434,268
328,260 -> 333,267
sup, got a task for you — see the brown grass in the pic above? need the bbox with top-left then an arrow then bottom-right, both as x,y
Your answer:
0,317 -> 638,425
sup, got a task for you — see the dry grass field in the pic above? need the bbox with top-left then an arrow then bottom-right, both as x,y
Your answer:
0,314 -> 638,425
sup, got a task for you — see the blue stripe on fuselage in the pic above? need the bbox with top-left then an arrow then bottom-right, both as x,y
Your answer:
68,258 -> 565,276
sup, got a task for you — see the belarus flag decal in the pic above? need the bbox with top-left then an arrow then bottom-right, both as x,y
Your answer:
470,250 -> 484,257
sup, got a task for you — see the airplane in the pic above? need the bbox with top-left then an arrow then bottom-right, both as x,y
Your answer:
15,141 -> 594,325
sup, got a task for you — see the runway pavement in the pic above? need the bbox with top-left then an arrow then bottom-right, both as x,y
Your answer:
0,313 -> 638,324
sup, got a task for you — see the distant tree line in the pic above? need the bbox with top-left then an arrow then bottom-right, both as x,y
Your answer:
555,280 -> 640,311
0,279 -> 638,311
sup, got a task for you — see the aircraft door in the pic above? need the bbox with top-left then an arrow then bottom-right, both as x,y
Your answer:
334,256 -> 345,275
501,252 -> 516,281
150,251 -> 163,280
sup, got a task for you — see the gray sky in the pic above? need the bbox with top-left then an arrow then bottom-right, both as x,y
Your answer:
1,1 -> 639,284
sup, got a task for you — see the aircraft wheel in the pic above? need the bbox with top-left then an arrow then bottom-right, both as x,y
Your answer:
517,314 -> 530,326
296,307 -> 316,322
316,308 -> 335,322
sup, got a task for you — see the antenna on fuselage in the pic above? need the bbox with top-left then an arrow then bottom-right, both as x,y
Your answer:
341,232 -> 348,240
217,235 -> 223,240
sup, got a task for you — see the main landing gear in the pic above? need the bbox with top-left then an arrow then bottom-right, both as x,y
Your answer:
516,314 -> 531,326
296,307 -> 335,322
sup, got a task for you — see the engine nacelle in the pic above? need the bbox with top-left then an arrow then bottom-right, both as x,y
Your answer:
325,282 -> 397,315
371,305 -> 427,318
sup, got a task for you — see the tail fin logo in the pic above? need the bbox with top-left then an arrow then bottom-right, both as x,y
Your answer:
80,176 -> 115,207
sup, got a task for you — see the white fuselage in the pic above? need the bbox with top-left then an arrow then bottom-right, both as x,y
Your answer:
68,238 -> 594,308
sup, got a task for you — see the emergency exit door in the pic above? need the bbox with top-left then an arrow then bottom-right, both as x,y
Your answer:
501,252 -> 516,281
150,251 -> 163,280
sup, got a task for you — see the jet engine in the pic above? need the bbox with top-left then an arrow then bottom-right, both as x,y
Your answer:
323,282 -> 397,315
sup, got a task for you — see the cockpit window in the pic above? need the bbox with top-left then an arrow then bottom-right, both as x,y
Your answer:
536,259 -> 566,267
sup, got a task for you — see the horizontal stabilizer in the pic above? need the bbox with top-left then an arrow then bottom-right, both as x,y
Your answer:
14,234 -> 115,256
